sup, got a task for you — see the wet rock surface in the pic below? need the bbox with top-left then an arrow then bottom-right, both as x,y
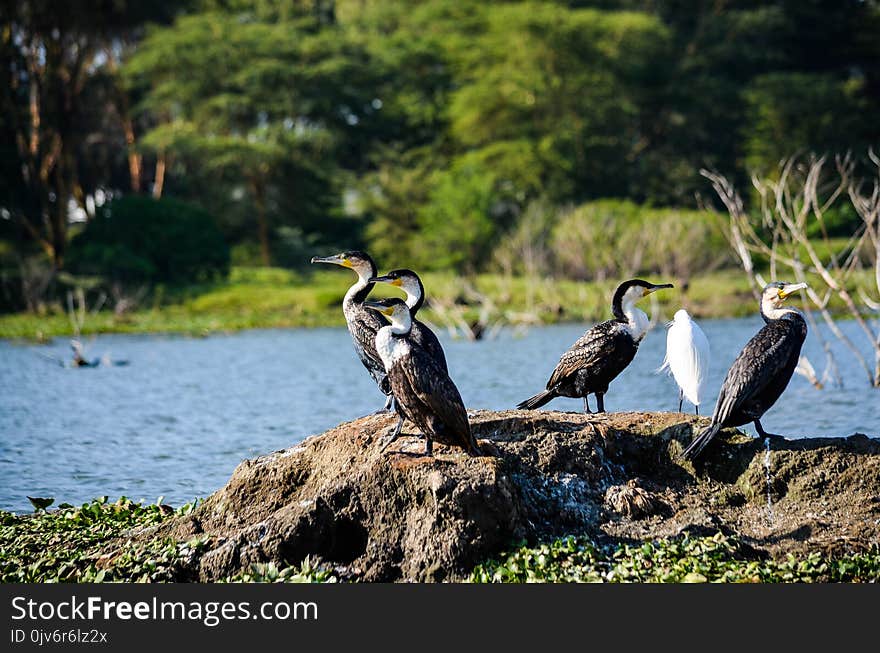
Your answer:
143,410 -> 880,581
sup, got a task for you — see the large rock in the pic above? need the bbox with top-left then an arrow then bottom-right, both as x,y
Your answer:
153,410 -> 880,581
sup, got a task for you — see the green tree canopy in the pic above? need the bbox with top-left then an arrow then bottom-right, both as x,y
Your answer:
124,8 -> 386,264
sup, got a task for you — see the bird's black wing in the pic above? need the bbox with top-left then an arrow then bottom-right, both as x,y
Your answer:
396,345 -> 470,443
712,320 -> 803,426
412,320 -> 448,373
547,320 -> 628,389
349,305 -> 389,388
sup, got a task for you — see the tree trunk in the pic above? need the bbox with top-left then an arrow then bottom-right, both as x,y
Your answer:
250,177 -> 271,266
50,163 -> 67,268
50,205 -> 66,269
152,152 -> 166,199
104,47 -> 141,193
124,118 -> 141,193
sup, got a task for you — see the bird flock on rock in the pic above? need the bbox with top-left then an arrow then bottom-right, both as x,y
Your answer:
312,250 -> 809,461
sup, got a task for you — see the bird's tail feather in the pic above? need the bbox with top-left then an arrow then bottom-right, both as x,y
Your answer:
656,354 -> 670,375
517,389 -> 556,410
680,423 -> 721,460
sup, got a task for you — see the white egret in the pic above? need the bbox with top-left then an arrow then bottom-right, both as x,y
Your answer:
659,309 -> 710,414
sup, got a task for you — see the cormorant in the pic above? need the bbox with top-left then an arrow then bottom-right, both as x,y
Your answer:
517,279 -> 674,413
369,268 -> 448,443
368,269 -> 447,373
311,251 -> 393,411
364,298 -> 481,456
71,340 -> 99,367
680,281 -> 808,460
659,309 -> 710,414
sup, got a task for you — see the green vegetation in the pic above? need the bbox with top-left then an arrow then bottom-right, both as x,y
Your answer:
470,533 -> 880,583
3,1 -> 879,309
68,197 -> 229,285
0,497 -> 334,583
494,200 -> 731,280
0,497 -> 201,583
223,559 -> 338,584
0,266 -> 747,340
3,263 -> 876,341
3,499 -> 878,583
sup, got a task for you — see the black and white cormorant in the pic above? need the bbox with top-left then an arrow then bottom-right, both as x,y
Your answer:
369,268 -> 448,443
681,281 -> 808,460
364,298 -> 481,456
368,269 -> 447,373
517,279 -> 674,413
310,251 -> 393,411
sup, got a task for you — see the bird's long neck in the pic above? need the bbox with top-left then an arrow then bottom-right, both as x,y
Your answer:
388,319 -> 411,336
616,300 -> 649,342
344,263 -> 377,305
401,278 -> 424,314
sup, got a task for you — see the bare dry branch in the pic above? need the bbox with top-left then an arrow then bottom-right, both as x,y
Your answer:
707,155 -> 880,387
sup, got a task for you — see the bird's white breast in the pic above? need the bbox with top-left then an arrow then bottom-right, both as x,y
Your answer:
622,306 -> 650,342
375,326 -> 410,369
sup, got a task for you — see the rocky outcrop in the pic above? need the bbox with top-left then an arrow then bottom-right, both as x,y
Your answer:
151,410 -> 880,581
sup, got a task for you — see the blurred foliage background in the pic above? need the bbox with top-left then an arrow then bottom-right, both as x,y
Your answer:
1,0 -> 878,318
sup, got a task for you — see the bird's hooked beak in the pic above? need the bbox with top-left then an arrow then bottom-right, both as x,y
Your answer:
644,282 -> 674,296
364,300 -> 393,317
778,282 -> 808,300
310,254 -> 351,268
369,275 -> 402,287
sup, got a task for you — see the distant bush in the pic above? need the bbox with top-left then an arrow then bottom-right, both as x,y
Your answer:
492,199 -> 557,276
67,197 -> 229,285
494,199 -> 731,281
552,200 -> 730,281
638,206 -> 731,279
551,200 -> 644,281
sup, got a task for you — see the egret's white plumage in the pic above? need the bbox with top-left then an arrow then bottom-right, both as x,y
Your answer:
659,309 -> 710,412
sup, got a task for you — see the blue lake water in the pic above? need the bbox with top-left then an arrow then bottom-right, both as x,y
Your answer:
1,317 -> 877,512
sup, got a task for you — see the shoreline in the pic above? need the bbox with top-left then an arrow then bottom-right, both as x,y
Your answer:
1,267 -> 874,342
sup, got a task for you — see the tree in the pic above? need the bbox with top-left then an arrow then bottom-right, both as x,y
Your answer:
0,0 -> 179,268
444,3 -> 671,202
742,73 -> 876,173
67,195 -> 229,285
125,8 -> 386,265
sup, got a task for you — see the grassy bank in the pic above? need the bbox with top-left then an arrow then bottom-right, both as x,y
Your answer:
0,266 -> 875,341
2,498 -> 877,583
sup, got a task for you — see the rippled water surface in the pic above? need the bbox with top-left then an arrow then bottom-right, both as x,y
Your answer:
1,317 -> 877,512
